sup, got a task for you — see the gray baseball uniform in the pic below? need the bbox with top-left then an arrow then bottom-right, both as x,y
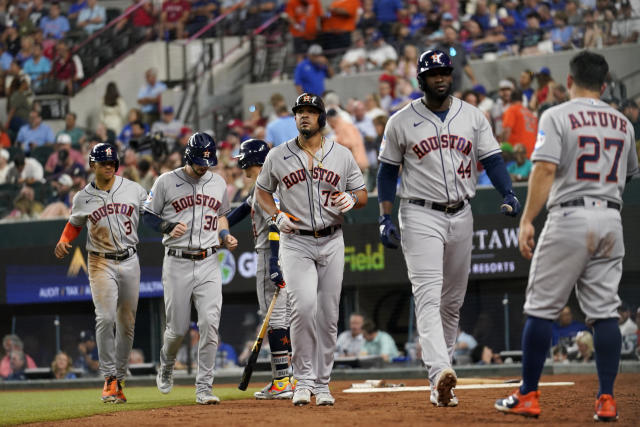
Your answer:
144,167 -> 230,395
256,138 -> 365,394
524,97 -> 638,321
69,176 -> 147,380
379,97 -> 501,385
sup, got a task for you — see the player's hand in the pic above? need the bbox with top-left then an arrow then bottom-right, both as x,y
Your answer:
518,220 -> 536,260
378,214 -> 400,249
170,222 -> 187,238
269,255 -> 284,287
331,192 -> 355,213
55,241 -> 71,258
501,191 -> 521,217
274,211 -> 299,234
223,234 -> 238,251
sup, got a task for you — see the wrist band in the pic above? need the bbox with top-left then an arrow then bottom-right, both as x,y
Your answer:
220,229 -> 230,239
350,191 -> 358,206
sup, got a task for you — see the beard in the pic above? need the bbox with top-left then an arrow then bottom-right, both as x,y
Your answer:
299,125 -> 320,138
424,81 -> 453,105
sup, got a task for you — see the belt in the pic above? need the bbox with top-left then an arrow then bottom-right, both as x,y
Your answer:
167,247 -> 217,260
408,199 -> 466,214
297,224 -> 341,238
90,248 -> 136,261
559,198 -> 621,211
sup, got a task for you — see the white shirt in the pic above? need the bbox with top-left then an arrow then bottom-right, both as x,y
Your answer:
620,318 -> 638,336
335,331 -> 364,356
366,43 -> 398,70
11,158 -> 44,182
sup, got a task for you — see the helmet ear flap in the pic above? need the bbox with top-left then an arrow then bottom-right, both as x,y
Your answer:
318,112 -> 326,128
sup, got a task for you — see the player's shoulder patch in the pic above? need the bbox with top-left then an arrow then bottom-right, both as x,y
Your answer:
145,189 -> 154,204
534,129 -> 546,152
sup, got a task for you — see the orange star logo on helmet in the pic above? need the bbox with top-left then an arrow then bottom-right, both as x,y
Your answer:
303,95 -> 311,102
203,150 -> 210,158
105,147 -> 112,156
431,52 -> 443,64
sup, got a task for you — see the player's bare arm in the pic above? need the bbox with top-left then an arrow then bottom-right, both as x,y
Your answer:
519,161 -> 557,259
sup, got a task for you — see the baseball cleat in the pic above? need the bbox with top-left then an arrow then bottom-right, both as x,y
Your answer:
434,368 -> 457,407
430,388 -> 458,407
495,389 -> 540,418
254,378 -> 294,400
101,376 -> 117,402
315,392 -> 335,406
196,391 -> 221,405
292,388 -> 311,406
114,379 -> 126,403
593,394 -> 618,422
156,364 -> 174,394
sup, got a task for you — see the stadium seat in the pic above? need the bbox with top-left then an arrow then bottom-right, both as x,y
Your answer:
31,145 -> 54,167
0,183 -> 20,217
29,181 -> 53,204
106,8 -> 122,23
7,146 -> 23,161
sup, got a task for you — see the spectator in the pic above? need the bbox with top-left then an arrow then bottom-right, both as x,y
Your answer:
119,148 -> 140,182
1,185 -> 43,221
0,149 -> 10,184
22,43 -> 50,92
5,350 -> 27,380
266,92 -> 286,123
361,319 -> 399,362
461,89 -> 479,107
377,79 -> 393,113
549,12 -> 573,51
39,2 -> 70,41
118,108 -> 148,147
15,35 -> 34,67
389,76 -> 421,113
529,67 -> 555,112
77,0 -> 106,36
137,158 -> 156,191
246,102 -> 267,130
552,306 -> 587,347
186,0 -> 218,37
619,302 -> 638,357
160,0 -> 190,40
609,2 -> 639,45
129,348 -> 145,364
216,338 -> 238,369
326,108 -> 369,172
454,328 -> 477,363
519,69 -> 535,106
175,322 -> 199,369
339,31 -> 367,75
473,84 -> 494,116
74,330 -> 99,376
395,43 -> 418,86
67,0 -> 88,24
116,0 -> 157,39
293,44 -> 332,95
374,0 -> 404,39
137,68 -> 166,125
56,112 -> 85,147
364,92 -> 387,120
565,0 -> 582,26
501,89 -> 538,157
4,26 -> 21,58
29,0 -> 49,27
601,72 -> 627,106
471,0 -> 491,31
51,39 -> 76,95
490,79 -> 514,137
335,313 -> 365,357
552,344 -> 569,363
366,31 -> 397,70
99,82 -> 127,135
39,173 -> 74,218
0,42 -> 13,73
283,0 -> 323,63
150,106 -> 183,149
45,133 -> 85,177
320,0 -> 359,54
16,4 -> 36,38
582,10 -> 604,49
265,103 -> 298,146
16,110 -> 55,152
537,84 -> 569,117
351,100 -> 378,178
470,344 -> 503,365
51,351 -> 77,379
517,12 -> 546,56
621,99 -> 640,139
0,335 -> 37,378
357,0 -> 378,33
507,143 -> 532,182
324,90 -> 353,123
125,120 -> 148,152
574,330 -> 594,362
5,76 -> 31,134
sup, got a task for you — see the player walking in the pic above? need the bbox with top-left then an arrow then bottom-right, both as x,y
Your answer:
377,50 -> 520,407
227,139 -> 294,400
54,143 -> 147,403
255,94 -> 367,406
495,51 -> 638,421
143,132 -> 238,405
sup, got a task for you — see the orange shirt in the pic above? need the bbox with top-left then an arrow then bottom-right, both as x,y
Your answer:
321,0 -> 359,33
285,0 -> 323,40
502,102 -> 538,157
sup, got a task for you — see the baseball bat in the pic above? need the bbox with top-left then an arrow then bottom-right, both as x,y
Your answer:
238,286 -> 281,391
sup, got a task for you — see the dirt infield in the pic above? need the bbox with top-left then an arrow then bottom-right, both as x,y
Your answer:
34,373 -> 639,426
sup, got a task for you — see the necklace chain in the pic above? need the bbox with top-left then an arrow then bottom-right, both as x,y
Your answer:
297,136 -> 325,168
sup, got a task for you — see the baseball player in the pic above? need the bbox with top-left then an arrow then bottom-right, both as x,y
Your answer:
495,51 -> 638,421
226,139 -> 294,400
377,49 -> 520,407
142,132 -> 238,405
54,143 -> 147,403
255,93 -> 367,406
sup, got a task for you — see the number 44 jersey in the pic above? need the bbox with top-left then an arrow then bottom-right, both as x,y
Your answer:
533,98 -> 639,208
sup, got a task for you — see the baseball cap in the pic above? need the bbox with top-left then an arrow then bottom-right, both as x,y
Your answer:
500,142 -> 514,153
180,126 -> 192,137
472,84 -> 487,95
538,67 -> 551,76
371,31 -> 383,42
307,44 -> 323,55
58,174 -> 73,187
499,79 -> 515,90
227,118 -> 243,129
621,99 -> 638,109
442,12 -> 454,20
71,165 -> 85,177
79,330 -> 95,342
56,133 -> 72,144
162,106 -> 174,114
218,140 -> 233,150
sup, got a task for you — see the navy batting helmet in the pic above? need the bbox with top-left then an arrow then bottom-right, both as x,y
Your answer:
235,139 -> 269,169
89,143 -> 119,171
416,49 -> 453,91
185,132 -> 217,167
292,93 -> 326,128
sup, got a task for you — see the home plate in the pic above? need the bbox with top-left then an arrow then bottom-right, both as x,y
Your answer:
343,381 -> 574,393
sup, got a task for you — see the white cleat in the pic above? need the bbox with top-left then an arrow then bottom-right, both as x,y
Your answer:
156,364 -> 174,394
196,391 -> 221,405
315,392 -> 335,406
292,388 -> 311,406
430,388 -> 458,407
434,368 -> 457,407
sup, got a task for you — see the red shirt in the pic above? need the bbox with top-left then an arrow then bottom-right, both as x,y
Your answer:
163,0 -> 190,23
53,55 -> 76,80
131,4 -> 156,27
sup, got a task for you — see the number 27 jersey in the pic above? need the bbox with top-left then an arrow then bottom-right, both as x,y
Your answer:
532,98 -> 639,208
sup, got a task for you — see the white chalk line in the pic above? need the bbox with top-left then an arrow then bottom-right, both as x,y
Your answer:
342,381 -> 574,393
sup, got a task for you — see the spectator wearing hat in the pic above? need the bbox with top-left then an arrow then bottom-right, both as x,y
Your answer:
266,103 -> 298,147
294,43 -> 333,95
137,68 -> 167,125
56,112 -> 85,148
45,133 -> 85,177
74,330 -> 100,376
436,26 -> 478,93
320,0 -> 359,53
5,153 -> 43,185
227,118 -> 250,142
16,110 -> 55,153
473,84 -> 494,115
501,89 -> 538,157
40,173 -> 74,218
529,66 -> 555,112
151,105 -> 183,150
77,0 -> 106,36
283,0 -> 323,63
366,31 -> 397,70
490,79 -> 514,137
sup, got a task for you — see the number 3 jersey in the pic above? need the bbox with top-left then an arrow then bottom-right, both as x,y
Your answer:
379,97 -> 501,204
69,176 -> 148,253
533,98 -> 638,208
143,167 -> 230,249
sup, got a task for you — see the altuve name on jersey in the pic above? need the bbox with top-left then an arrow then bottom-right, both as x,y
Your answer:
171,194 -> 223,213
282,167 -> 341,189
569,110 -> 627,132
88,203 -> 135,224
412,134 -> 472,159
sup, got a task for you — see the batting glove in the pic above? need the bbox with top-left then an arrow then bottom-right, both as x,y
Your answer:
500,191 -> 521,217
331,191 -> 356,213
274,211 -> 299,234
269,255 -> 285,288
378,214 -> 400,249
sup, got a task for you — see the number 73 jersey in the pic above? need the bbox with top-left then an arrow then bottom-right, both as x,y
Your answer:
379,97 -> 501,204
532,98 -> 639,208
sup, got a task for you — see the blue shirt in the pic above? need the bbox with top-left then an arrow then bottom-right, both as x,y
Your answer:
17,123 -> 56,149
78,5 -> 106,35
118,122 -> 149,146
137,82 -> 168,114
552,321 -> 587,346
266,116 -> 298,146
40,16 -> 71,39
23,56 -> 52,86
0,51 -> 12,71
374,0 -> 403,23
550,26 -> 573,51
294,58 -> 328,96
69,1 -> 87,15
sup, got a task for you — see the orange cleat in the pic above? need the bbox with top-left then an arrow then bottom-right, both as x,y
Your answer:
495,389 -> 541,418
101,376 -> 117,403
594,394 -> 618,422
115,380 -> 127,403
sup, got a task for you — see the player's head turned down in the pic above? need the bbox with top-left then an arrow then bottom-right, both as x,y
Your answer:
292,93 -> 326,139
568,51 -> 609,96
416,49 -> 454,106
184,132 -> 217,177
235,138 -> 270,179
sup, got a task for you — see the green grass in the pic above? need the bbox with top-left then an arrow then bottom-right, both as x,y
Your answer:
0,385 -> 259,425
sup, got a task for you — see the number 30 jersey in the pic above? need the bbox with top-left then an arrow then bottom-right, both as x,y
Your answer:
533,98 -> 639,208
379,97 -> 500,205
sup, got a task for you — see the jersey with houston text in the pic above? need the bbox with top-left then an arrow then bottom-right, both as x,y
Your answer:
532,97 -> 639,208
143,167 -> 230,249
69,176 -> 147,253
379,97 -> 500,204
256,138 -> 365,231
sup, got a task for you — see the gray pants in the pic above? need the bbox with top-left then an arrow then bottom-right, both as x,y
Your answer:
280,230 -> 344,393
160,251 -> 222,394
256,248 -> 289,329
88,253 -> 140,380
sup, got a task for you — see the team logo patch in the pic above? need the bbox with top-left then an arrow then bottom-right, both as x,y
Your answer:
303,95 -> 311,102
430,52 -> 443,64
534,129 -> 546,151
145,190 -> 153,203
203,150 -> 210,158
105,147 -> 113,156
